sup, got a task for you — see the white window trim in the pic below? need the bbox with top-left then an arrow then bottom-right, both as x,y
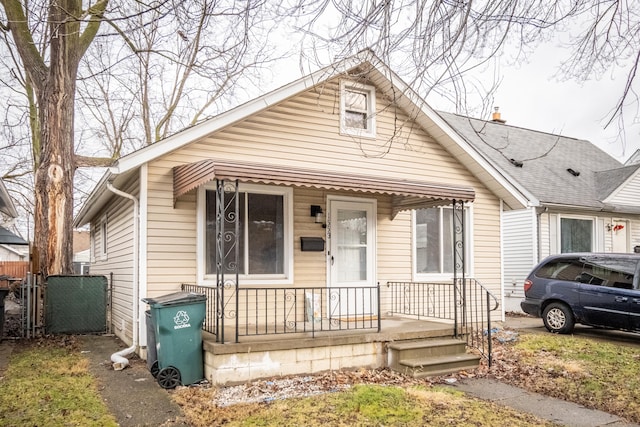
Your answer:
98,214 -> 108,261
89,228 -> 96,263
557,214 -> 597,253
412,205 -> 474,282
340,80 -> 376,138
198,183 -> 294,286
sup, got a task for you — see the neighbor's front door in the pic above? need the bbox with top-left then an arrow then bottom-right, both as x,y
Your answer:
327,198 -> 376,317
612,220 -> 628,252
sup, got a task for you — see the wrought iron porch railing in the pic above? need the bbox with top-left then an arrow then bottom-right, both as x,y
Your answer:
387,279 -> 499,367
181,283 -> 380,343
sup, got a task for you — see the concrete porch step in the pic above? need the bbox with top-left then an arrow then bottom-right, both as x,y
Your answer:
399,353 -> 481,378
387,338 -> 481,378
387,338 -> 466,359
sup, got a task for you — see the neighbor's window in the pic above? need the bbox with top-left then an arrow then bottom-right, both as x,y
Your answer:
560,218 -> 593,253
204,185 -> 290,278
415,207 -> 469,276
341,81 -> 376,137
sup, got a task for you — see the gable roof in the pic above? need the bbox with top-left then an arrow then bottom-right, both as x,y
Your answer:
0,226 -> 28,245
438,112 -> 639,211
0,179 -> 18,218
75,51 -> 530,227
596,165 -> 639,197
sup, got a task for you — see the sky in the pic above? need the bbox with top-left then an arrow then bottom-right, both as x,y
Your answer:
452,42 -> 640,163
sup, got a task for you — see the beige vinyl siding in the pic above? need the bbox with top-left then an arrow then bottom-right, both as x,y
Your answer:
144,76 -> 504,316
292,189 -> 328,287
90,175 -> 139,345
144,165 -> 197,298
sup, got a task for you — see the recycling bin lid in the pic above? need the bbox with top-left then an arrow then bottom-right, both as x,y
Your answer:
142,291 -> 206,307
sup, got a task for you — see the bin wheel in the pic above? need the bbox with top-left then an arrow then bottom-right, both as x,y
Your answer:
157,366 -> 181,389
150,361 -> 159,378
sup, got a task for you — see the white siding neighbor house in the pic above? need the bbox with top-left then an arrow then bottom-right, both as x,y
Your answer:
0,179 -> 28,260
440,112 -> 640,312
75,51 -> 529,385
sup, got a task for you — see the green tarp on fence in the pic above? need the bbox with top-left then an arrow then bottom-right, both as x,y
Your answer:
45,275 -> 108,334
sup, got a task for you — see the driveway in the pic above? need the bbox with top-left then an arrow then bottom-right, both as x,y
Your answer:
504,314 -> 640,347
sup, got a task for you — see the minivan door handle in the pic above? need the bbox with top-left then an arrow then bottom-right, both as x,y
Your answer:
615,296 -> 629,303
632,298 -> 640,304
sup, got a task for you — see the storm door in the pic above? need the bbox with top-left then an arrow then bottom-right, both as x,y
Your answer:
327,199 -> 376,318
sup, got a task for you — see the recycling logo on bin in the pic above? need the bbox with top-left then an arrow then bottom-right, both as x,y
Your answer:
173,310 -> 191,329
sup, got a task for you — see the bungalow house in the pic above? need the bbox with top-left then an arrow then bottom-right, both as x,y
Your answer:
439,111 -> 640,312
74,51 -> 530,385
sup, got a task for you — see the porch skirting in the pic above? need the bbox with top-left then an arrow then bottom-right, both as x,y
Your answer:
202,318 -> 455,386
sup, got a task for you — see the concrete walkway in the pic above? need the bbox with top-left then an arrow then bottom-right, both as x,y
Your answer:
450,377 -> 639,427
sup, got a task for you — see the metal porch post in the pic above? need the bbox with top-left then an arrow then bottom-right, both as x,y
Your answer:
215,179 -> 239,343
452,199 -> 465,336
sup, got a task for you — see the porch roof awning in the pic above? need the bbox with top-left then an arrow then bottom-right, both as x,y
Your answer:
173,159 -> 475,217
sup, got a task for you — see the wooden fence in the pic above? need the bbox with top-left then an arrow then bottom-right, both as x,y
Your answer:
0,261 -> 28,278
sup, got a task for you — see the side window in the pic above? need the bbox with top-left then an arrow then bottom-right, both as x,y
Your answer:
536,257 -> 636,289
414,206 -> 471,278
94,215 -> 108,261
101,220 -> 107,257
582,260 -> 634,289
536,259 -> 583,281
575,263 -> 604,286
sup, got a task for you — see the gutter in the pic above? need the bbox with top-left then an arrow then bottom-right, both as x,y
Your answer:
106,182 -> 139,370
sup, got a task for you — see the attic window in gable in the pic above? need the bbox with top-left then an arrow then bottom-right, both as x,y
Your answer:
340,80 -> 376,138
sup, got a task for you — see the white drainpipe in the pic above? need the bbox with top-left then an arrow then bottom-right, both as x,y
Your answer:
106,182 -> 139,370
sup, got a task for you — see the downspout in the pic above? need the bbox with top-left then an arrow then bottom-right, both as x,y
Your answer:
106,182 -> 139,370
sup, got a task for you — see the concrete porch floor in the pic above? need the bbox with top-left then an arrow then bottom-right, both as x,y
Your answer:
203,316 -> 456,355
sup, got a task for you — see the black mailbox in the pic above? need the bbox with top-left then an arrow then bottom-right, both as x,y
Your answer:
301,237 -> 325,252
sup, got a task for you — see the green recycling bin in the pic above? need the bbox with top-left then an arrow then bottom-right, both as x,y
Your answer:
142,292 -> 207,389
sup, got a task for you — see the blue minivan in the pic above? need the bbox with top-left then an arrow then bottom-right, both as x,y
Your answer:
521,253 -> 640,334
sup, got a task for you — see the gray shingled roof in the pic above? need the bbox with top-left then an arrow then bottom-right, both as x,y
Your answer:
0,226 -> 28,245
438,111 -> 638,209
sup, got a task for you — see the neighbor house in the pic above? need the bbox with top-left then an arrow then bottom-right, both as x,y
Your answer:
0,178 -> 28,278
0,178 -> 28,259
439,111 -> 640,312
0,178 -> 18,220
74,51 -> 530,385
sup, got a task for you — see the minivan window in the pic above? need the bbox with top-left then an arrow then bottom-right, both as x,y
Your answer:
535,257 -> 636,290
581,260 -> 634,289
535,259 -> 583,281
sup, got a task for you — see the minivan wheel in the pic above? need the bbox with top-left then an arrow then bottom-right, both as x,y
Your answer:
542,302 -> 575,334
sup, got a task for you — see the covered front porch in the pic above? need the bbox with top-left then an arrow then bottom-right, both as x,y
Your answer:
183,279 -> 498,385
173,159 -> 498,385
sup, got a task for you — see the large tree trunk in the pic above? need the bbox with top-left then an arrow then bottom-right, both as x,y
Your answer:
34,82 -> 76,276
31,2 -> 82,276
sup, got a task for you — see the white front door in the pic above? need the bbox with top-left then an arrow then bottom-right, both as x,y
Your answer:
327,198 -> 376,317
